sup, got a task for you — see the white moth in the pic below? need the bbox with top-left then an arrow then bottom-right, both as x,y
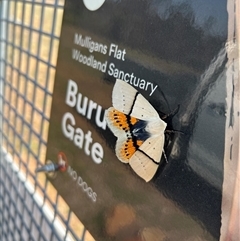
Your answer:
105,79 -> 167,182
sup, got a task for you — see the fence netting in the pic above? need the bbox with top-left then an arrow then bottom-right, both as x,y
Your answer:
0,0 -> 94,240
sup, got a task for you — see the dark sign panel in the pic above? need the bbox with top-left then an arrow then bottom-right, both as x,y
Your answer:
46,1 -> 229,240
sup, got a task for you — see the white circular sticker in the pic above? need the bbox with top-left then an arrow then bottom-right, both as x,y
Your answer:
83,0 -> 106,11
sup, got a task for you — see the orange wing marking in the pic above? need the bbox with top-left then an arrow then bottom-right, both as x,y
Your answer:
118,138 -> 144,162
108,108 -> 138,131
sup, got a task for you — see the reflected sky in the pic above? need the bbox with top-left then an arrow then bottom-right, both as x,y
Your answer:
150,0 -> 227,36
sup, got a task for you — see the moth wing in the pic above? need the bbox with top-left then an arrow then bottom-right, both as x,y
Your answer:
112,79 -> 159,120
105,107 -> 139,136
105,107 -> 141,163
115,136 -> 139,163
129,135 -> 164,182
105,107 -> 126,137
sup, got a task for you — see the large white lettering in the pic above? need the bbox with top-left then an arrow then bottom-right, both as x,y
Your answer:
61,112 -> 104,164
65,79 -> 106,130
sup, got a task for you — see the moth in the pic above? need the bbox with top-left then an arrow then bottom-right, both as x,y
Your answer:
105,79 -> 167,182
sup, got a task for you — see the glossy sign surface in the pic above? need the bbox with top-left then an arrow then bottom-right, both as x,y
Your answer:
46,1 -> 228,240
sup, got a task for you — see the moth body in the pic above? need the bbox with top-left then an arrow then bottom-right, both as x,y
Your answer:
145,118 -> 167,137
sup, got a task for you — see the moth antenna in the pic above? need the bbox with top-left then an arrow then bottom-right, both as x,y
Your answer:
161,105 -> 180,120
165,129 -> 184,135
162,149 -> 168,163
157,87 -> 171,111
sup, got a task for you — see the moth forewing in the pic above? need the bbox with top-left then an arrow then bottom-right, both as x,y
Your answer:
112,79 -> 138,115
112,79 -> 159,120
